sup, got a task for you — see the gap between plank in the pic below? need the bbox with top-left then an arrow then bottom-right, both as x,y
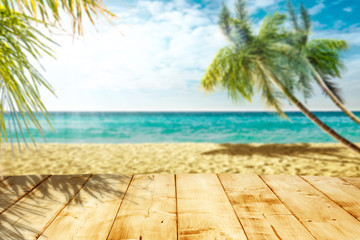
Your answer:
300,176 -> 360,224
0,175 -> 52,216
258,175 -> 317,240
36,174 -> 93,239
106,174 -> 134,240
216,174 -> 250,240
340,177 -> 360,190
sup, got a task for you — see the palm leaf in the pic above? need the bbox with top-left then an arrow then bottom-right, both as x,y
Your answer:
0,7 -> 55,144
258,13 -> 287,42
300,3 -> 311,33
218,3 -> 231,38
229,18 -> 252,46
255,65 -> 286,117
0,0 -> 116,35
320,75 -> 344,103
202,47 -> 253,102
235,0 -> 248,21
287,0 -> 299,30
306,39 -> 348,78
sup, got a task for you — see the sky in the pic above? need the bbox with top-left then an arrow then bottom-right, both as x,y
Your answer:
38,0 -> 360,111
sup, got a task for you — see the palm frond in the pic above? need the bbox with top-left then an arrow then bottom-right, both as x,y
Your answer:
320,75 -> 345,103
300,3 -> 311,33
218,3 -> 231,38
287,0 -> 299,30
235,0 -> 248,21
255,66 -> 286,117
258,12 -> 287,42
202,47 -> 230,92
306,39 -> 348,78
229,18 -> 252,46
201,47 -> 254,102
0,0 -> 116,35
0,7 -> 55,144
308,39 -> 348,52
297,73 -> 313,100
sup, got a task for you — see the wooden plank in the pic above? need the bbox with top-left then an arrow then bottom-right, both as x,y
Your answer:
0,175 -> 50,214
176,174 -> 247,240
37,174 -> 132,239
342,177 -> 360,189
0,176 -> 10,182
219,174 -> 314,240
107,174 -> 177,240
303,176 -> 360,221
262,175 -> 360,240
0,174 -> 90,240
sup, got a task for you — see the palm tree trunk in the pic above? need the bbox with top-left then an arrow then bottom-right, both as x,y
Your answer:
308,64 -> 360,126
259,61 -> 360,155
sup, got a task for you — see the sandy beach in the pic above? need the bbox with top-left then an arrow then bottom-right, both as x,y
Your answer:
1,143 -> 359,177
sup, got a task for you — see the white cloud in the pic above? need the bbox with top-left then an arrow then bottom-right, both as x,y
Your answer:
248,0 -> 279,10
343,7 -> 353,12
40,0 -> 227,103
312,24 -> 360,46
341,56 -> 360,91
36,0 -> 360,111
333,20 -> 346,29
223,0 -> 282,14
308,0 -> 325,15
325,56 -> 360,109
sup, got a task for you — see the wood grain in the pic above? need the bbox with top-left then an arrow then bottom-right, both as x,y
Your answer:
107,174 -> 177,240
0,174 -> 90,240
262,175 -> 360,240
0,175 -> 50,214
176,173 -> 248,240
342,177 -> 360,189
1,174 -> 360,239
303,176 -> 360,221
38,174 -> 132,240
219,174 -> 314,240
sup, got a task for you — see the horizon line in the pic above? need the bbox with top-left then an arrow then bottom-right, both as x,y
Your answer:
39,109 -> 360,113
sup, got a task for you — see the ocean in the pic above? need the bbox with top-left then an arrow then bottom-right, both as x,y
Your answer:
5,111 -> 360,144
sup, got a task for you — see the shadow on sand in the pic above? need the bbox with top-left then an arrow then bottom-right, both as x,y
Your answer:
0,174 -> 131,239
202,143 -> 360,164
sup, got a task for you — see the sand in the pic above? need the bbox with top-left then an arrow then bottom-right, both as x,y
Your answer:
1,143 -> 360,177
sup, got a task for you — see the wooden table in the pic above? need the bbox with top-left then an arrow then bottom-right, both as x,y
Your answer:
1,174 -> 360,239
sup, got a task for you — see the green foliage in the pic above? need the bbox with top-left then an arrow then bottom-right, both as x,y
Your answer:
202,1 -> 310,118
235,0 -> 248,21
300,3 -> 311,33
218,3 -> 231,37
203,0 -> 360,153
306,39 -> 348,78
202,47 -> 254,102
0,0 -> 116,35
258,13 -> 287,42
286,1 -> 348,103
0,0 -> 115,147
306,39 -> 348,102
220,1 -> 252,47
0,7 -> 55,145
287,0 -> 299,30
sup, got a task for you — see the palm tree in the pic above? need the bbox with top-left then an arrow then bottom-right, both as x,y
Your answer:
202,0 -> 360,154
0,0 -> 115,146
287,0 -> 360,126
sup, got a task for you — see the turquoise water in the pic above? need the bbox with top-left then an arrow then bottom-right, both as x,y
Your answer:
5,111 -> 360,143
